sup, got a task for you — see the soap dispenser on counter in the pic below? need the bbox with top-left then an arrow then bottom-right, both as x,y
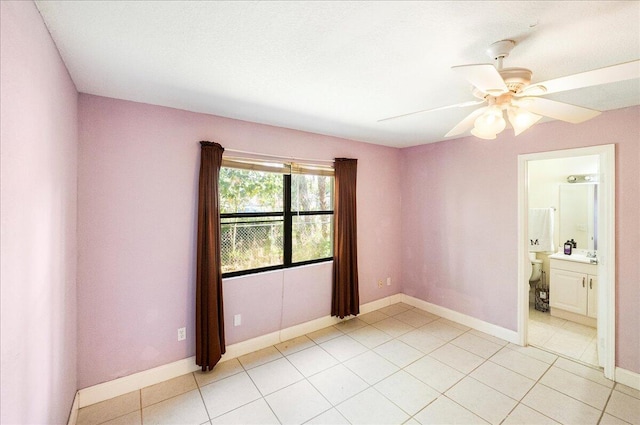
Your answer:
564,240 -> 573,255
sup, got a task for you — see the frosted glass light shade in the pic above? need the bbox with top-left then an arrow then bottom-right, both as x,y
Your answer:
507,106 -> 542,136
471,128 -> 497,139
474,106 -> 506,135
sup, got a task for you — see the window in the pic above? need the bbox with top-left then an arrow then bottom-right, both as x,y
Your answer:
219,158 -> 334,276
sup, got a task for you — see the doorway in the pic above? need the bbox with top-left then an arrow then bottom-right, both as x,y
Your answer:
517,145 -> 615,380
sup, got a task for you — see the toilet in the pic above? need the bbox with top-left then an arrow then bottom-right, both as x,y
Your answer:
529,252 -> 543,283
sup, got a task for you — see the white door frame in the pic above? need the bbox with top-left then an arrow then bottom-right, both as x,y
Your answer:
517,144 -> 616,380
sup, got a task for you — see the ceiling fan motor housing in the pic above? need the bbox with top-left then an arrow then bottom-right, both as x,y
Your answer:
499,67 -> 532,93
471,67 -> 533,99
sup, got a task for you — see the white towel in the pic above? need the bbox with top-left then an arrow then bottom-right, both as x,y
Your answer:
529,208 -> 554,252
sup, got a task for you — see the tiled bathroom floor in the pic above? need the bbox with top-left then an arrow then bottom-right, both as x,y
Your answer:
528,306 -> 599,366
77,303 -> 639,425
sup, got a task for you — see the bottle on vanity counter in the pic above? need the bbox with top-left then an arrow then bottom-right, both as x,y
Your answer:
564,240 -> 573,255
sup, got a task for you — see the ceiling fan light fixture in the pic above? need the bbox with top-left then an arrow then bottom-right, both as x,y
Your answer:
474,106 -> 506,135
507,106 -> 543,136
378,38 -> 638,142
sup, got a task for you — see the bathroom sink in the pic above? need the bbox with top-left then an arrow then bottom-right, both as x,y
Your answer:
549,251 -> 598,264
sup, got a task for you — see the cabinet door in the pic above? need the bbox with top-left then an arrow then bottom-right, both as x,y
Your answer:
550,269 -> 588,315
587,274 -> 598,318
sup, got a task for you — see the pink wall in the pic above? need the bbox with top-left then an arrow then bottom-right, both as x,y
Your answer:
400,106 -> 640,373
0,2 -> 78,423
77,95 -> 402,388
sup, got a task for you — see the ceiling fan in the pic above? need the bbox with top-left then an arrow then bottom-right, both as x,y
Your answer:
379,40 -> 640,139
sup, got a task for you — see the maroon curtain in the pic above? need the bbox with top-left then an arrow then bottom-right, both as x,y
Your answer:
332,158 -> 359,318
196,141 -> 226,371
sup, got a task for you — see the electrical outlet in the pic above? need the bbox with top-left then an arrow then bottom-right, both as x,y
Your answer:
177,327 -> 186,341
377,279 -> 383,288
387,277 -> 391,286
234,314 -> 242,326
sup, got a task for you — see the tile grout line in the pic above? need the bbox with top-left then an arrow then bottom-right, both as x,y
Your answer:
527,380 -> 609,422
277,340 -> 340,423
495,356 -> 553,425
603,386 -> 639,424
443,351 -> 519,424
194,371 -> 214,424
503,355 -> 560,424
596,385 -> 616,425
531,380 -> 614,422
137,388 -> 142,425
239,351 -> 284,423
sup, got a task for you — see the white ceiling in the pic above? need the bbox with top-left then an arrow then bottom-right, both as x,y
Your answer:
35,1 -> 640,148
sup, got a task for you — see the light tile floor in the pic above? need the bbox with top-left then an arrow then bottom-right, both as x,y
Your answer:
528,306 -> 599,366
78,303 -> 639,425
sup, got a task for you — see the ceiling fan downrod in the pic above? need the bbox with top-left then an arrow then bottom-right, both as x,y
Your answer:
487,39 -> 516,70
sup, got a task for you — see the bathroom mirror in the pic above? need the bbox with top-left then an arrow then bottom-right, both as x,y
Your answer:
559,183 -> 597,250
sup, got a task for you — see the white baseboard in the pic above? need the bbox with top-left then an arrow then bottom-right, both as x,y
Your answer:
77,293 -> 403,408
221,331 -> 281,362
361,293 -> 403,314
401,294 -> 520,344
615,366 -> 640,391
67,391 -> 79,425
78,356 -> 201,408
280,315 -> 342,342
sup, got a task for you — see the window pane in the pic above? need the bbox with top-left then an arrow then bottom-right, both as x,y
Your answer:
292,215 -> 333,263
219,168 -> 283,214
221,217 -> 283,273
291,175 -> 334,212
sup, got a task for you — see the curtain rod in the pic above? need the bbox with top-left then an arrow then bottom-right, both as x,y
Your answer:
223,148 -> 335,164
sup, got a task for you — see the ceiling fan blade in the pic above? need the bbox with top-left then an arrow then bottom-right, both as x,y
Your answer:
377,100 -> 484,122
445,106 -> 488,137
515,97 -> 601,124
521,60 -> 640,96
452,64 -> 508,95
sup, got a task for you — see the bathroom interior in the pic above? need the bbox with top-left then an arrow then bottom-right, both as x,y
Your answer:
527,154 -> 601,367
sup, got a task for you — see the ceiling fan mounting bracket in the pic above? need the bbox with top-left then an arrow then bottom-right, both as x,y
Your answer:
487,40 -> 516,61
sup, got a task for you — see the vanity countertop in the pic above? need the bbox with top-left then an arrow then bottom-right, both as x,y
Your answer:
549,251 -> 598,264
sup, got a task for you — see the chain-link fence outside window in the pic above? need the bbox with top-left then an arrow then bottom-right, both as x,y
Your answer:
221,217 -> 283,274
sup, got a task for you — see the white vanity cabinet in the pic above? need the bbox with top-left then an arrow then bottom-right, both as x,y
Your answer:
550,258 -> 598,327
